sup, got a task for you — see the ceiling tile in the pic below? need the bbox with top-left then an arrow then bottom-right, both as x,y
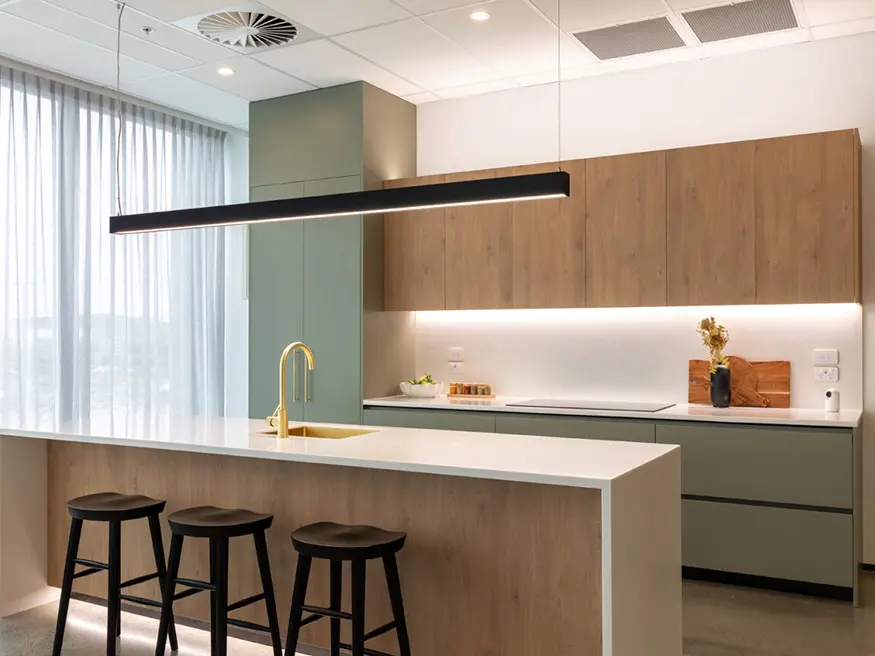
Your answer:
803,0 -> 875,26
530,0 -> 667,33
44,0 -> 241,63
260,0 -> 411,35
0,12 -> 166,85
403,90 -> 441,103
810,15 -> 875,39
392,0 -> 488,15
179,56 -> 314,100
333,17 -> 502,90
121,0 -> 233,23
434,77 -> 518,99
123,72 -> 250,125
664,0 -> 719,10
3,0 -> 199,71
424,0 -> 592,78
252,39 -> 422,97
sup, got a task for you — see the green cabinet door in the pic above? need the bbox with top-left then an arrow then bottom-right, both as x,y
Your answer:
302,176 -> 364,425
249,182 -> 305,421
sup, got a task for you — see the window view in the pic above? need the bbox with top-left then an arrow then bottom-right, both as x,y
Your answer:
0,66 -> 231,429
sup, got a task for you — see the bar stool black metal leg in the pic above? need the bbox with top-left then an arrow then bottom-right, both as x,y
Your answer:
155,533 -> 183,656
209,539 -> 218,656
252,531 -> 283,656
350,560 -> 366,656
107,521 -> 121,656
213,537 -> 229,656
52,517 -> 83,656
284,554 -> 312,655
383,554 -> 411,656
329,560 -> 342,656
148,515 -> 178,652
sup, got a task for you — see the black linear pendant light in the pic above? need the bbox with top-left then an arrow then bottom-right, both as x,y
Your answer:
109,171 -> 570,234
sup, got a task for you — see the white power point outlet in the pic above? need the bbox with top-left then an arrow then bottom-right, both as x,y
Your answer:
447,362 -> 463,374
813,349 -> 839,366
448,347 -> 465,362
814,366 -> 839,383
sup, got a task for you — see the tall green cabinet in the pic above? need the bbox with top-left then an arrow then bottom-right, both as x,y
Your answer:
248,83 -> 416,425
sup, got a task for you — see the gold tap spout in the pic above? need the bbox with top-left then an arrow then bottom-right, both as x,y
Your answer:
271,341 -> 316,438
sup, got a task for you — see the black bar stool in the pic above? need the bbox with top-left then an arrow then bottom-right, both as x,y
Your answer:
285,522 -> 412,656
153,506 -> 283,656
52,492 -> 178,656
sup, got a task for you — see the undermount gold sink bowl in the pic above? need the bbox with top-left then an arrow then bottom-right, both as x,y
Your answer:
259,425 -> 376,439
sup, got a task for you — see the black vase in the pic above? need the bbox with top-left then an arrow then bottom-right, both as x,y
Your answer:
710,365 -> 731,408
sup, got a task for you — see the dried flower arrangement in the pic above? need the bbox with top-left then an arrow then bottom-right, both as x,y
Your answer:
697,317 -> 729,373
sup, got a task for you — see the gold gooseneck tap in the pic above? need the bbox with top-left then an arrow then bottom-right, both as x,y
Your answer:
268,341 -> 315,438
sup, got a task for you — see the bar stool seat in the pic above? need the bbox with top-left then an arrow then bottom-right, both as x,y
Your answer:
286,522 -> 411,656
67,492 -> 167,522
292,522 -> 406,560
153,505 -> 283,656
168,506 -> 273,537
53,493 -> 177,656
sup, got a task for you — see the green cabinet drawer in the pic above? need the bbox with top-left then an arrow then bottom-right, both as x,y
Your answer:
683,499 -> 853,588
655,422 -> 852,508
495,414 -> 655,442
363,409 -> 495,433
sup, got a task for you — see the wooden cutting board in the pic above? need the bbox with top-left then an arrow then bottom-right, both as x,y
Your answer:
689,356 -> 791,408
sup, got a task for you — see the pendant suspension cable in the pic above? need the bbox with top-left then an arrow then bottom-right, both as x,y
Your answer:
557,0 -> 561,169
116,1 -> 127,216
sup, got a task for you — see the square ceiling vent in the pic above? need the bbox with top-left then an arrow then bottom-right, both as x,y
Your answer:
683,0 -> 798,44
172,2 -> 320,54
574,17 -> 686,61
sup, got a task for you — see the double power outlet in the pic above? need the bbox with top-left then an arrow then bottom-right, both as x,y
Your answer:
813,349 -> 839,383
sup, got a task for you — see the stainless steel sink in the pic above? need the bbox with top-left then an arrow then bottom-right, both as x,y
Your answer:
258,425 -> 376,439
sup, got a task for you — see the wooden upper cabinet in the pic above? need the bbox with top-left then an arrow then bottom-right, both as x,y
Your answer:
586,152 -> 667,307
384,175 -> 447,310
445,169 -> 514,310
667,142 -> 756,306
755,130 -> 860,304
511,161 -> 586,309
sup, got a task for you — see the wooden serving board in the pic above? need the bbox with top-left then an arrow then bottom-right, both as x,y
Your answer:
689,356 -> 791,408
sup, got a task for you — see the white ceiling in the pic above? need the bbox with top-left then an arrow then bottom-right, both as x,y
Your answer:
0,0 -> 874,130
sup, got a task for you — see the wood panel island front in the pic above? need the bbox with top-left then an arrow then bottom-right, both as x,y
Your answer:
0,417 -> 681,655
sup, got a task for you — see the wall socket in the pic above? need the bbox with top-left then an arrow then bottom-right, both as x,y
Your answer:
447,362 -> 463,374
814,366 -> 839,383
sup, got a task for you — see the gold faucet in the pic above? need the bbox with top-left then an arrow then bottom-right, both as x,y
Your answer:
268,341 -> 315,438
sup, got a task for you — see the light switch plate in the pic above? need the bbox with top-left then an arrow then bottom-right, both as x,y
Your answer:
448,347 -> 465,362
813,349 -> 839,366
814,366 -> 839,382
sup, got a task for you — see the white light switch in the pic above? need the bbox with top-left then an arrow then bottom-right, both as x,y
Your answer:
448,347 -> 465,363
814,367 -> 839,383
813,349 -> 839,366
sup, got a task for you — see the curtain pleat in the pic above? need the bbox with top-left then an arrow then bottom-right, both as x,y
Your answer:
0,65 -> 231,431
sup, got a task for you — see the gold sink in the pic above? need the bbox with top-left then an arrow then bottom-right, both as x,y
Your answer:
258,425 -> 376,439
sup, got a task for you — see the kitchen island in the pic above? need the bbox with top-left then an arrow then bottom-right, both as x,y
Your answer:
0,416 -> 680,656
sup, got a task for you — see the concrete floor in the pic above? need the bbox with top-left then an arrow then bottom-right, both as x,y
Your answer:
0,577 -> 872,655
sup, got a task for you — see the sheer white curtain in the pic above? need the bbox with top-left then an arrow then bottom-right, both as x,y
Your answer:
0,65 -> 233,430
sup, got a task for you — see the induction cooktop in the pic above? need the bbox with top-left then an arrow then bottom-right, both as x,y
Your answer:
506,399 -> 675,413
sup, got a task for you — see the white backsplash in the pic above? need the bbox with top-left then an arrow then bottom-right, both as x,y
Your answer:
415,304 -> 863,410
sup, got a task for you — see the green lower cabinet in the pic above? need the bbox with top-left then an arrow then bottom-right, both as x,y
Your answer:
494,414 -> 655,442
363,408 -> 496,433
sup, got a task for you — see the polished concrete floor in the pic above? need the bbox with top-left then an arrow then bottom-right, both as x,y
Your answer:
0,577 -> 872,655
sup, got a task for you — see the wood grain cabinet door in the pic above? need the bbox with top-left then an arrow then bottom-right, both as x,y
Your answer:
586,151 -> 667,307
445,169 -> 514,310
755,130 -> 859,304
667,142 -> 756,306
384,175 -> 447,310
511,161 -> 586,309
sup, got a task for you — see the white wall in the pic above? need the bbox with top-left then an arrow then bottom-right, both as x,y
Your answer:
416,32 -> 875,559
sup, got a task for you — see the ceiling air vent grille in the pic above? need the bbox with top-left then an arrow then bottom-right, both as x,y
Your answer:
197,11 -> 298,49
683,0 -> 798,43
574,17 -> 685,61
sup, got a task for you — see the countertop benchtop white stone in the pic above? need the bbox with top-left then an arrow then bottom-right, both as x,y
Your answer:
364,396 -> 863,428
0,416 -> 676,490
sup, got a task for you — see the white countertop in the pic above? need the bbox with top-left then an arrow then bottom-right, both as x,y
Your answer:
0,415 -> 676,490
364,396 -> 863,428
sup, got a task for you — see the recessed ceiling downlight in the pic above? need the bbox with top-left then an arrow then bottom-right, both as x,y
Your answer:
197,11 -> 298,49
217,66 -> 235,76
470,10 -> 491,21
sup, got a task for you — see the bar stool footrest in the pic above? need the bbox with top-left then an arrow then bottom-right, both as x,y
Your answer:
227,592 -> 265,613
300,603 -> 353,621
227,617 -> 274,634
364,620 -> 398,642
338,642 -> 396,656
74,558 -> 108,570
72,567 -> 103,580
120,572 -> 160,589
172,587 -> 205,602
119,594 -> 163,609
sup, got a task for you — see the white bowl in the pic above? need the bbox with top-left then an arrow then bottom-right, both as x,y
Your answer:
400,381 -> 444,398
